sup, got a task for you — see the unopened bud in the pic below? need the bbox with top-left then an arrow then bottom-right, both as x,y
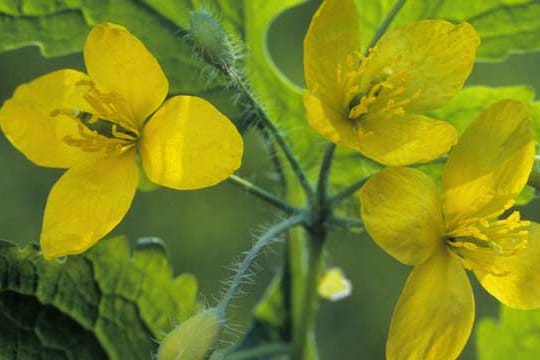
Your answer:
189,11 -> 235,67
157,308 -> 222,360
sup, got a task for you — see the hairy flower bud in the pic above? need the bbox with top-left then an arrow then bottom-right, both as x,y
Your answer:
157,308 -> 222,360
189,10 -> 235,67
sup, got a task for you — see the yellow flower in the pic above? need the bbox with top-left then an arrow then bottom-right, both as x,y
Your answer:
0,23 -> 243,259
303,0 -> 480,166
360,100 -> 538,359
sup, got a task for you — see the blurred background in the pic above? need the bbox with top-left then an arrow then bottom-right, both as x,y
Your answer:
1,0 -> 539,358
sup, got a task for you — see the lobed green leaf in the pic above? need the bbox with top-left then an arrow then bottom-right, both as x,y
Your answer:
0,236 -> 197,359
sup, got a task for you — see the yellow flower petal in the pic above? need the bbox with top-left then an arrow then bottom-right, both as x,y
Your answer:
360,167 -> 443,265
476,223 -> 540,309
84,23 -> 168,125
0,69 -> 94,168
443,100 -> 535,227
304,0 -> 361,109
140,96 -> 243,190
387,251 -> 474,360
357,114 -> 457,166
303,93 -> 359,150
41,152 -> 138,258
362,20 -> 479,113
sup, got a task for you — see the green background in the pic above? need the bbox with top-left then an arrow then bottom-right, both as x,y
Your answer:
1,0 -> 540,358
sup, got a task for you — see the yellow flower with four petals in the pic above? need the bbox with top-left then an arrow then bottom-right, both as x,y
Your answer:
304,0 -> 480,166
360,100 -> 539,359
0,23 -> 243,259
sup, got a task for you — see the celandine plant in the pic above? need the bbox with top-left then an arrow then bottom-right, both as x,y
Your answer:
0,0 -> 539,359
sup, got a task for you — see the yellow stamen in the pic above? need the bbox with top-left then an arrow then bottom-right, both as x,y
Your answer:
446,211 -> 530,275
340,49 -> 418,123
75,80 -> 139,136
50,82 -> 140,158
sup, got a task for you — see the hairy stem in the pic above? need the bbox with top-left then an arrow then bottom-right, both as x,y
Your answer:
328,177 -> 369,207
256,124 -> 287,196
292,224 -> 326,360
228,175 -> 300,214
327,216 -> 364,230
316,143 -> 336,209
217,213 -> 306,318
219,63 -> 315,203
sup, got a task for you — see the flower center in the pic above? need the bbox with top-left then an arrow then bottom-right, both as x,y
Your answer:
337,50 -> 421,124
51,81 -> 139,157
445,211 -> 530,275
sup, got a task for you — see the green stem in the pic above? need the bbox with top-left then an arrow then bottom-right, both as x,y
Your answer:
220,64 -> 315,203
292,225 -> 326,359
217,213 -> 306,319
316,143 -> 336,208
328,177 -> 369,207
256,124 -> 287,196
228,175 -> 300,215
366,0 -> 408,51
327,216 -> 364,230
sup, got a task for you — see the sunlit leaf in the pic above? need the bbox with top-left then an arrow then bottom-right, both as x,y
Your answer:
515,185 -> 537,206
0,0 -> 243,122
0,236 -> 197,359
477,306 -> 540,360
355,0 -> 540,61
430,85 -> 536,135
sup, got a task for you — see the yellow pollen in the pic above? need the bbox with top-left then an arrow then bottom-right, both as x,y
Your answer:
339,49 -> 418,123
446,211 -> 530,275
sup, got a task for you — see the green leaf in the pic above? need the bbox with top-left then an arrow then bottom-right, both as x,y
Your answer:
0,0 -> 243,122
477,306 -> 540,360
0,236 -> 197,359
244,0 -> 318,161
0,9 -> 88,56
355,0 -> 540,61
430,85 -> 536,135
515,185 -> 537,206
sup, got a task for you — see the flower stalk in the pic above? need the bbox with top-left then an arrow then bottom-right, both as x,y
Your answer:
228,175 -> 300,215
217,213 -> 307,319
